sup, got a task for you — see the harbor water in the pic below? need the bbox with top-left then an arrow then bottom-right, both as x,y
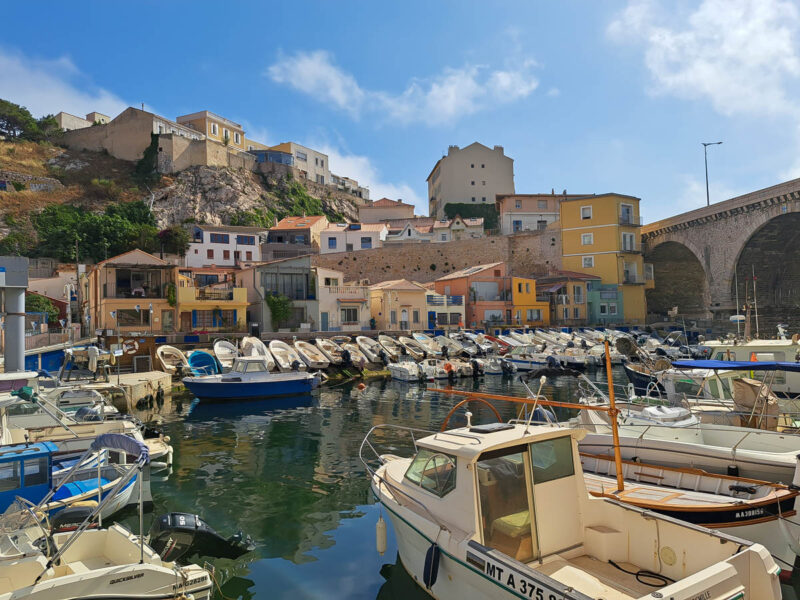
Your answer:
132,368 -> 628,599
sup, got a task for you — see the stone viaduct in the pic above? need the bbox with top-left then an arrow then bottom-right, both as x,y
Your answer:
642,178 -> 800,330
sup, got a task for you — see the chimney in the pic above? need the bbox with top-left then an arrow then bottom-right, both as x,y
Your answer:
562,189 -> 567,196
551,188 -> 555,195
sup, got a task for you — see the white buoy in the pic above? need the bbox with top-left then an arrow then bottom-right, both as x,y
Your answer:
376,515 -> 387,556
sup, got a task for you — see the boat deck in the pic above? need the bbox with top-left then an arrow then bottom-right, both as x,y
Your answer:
536,555 -> 658,600
583,474 -> 761,507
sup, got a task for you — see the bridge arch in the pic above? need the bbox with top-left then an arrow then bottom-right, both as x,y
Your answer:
645,239 -> 710,319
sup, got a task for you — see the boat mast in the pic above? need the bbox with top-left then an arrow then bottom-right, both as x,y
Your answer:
752,266 -> 759,339
604,339 -> 624,492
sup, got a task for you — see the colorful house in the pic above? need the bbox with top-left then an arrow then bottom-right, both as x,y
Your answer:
559,193 -> 649,325
510,276 -> 550,327
320,223 -> 388,253
534,271 -> 601,326
315,267 -> 371,331
175,268 -> 248,332
268,215 -> 330,251
369,279 -> 429,330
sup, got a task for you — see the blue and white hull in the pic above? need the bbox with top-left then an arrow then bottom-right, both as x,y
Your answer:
183,371 -> 320,400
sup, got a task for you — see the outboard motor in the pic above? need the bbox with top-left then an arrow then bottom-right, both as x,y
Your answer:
500,359 -> 515,374
581,339 -> 588,350
51,504 -> 98,533
341,349 -> 352,367
379,349 -> 389,366
290,359 -> 302,372
441,346 -> 449,359
566,341 -> 575,349
655,347 -> 667,357
545,355 -> 558,369
148,513 -> 254,563
470,359 -> 482,377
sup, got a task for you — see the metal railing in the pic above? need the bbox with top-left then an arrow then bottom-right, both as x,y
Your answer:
619,215 -> 643,226
196,288 -> 234,301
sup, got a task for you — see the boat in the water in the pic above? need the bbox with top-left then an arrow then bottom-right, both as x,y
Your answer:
187,350 -> 221,376
397,336 -> 427,360
362,419 -> 782,600
412,333 -> 442,357
294,341 -> 330,369
341,343 -> 369,369
418,358 -> 455,381
155,345 -> 189,376
316,338 -> 345,365
268,340 -> 306,372
212,339 -> 239,370
435,335 -> 470,358
183,356 -> 320,400
387,360 -> 423,382
377,335 -> 404,360
356,336 -> 383,363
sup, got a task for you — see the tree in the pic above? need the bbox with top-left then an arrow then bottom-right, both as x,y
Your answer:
0,99 -> 38,140
35,114 -> 62,142
25,293 -> 59,324
158,226 -> 190,256
265,293 -> 293,331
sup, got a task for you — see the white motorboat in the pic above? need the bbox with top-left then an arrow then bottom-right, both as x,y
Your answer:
331,334 -> 352,347
155,345 -> 189,376
362,421 -> 782,600
387,361 -> 423,382
341,343 -> 369,369
316,338 -> 345,365
397,336 -> 427,360
496,334 -> 523,347
448,358 -> 474,378
356,336 -> 384,363
240,335 -> 275,363
377,335 -> 403,360
268,340 -> 307,372
294,341 -> 330,369
509,330 -> 534,345
504,346 -> 550,371
476,356 -> 515,375
412,333 -> 442,357
419,358 -> 454,381
469,332 -> 498,353
212,339 -> 239,370
435,335 -> 471,358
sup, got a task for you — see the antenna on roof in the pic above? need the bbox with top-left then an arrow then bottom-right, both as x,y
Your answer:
141,103 -> 144,111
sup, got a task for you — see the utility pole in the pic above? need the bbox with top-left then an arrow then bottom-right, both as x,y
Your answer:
702,141 -> 723,206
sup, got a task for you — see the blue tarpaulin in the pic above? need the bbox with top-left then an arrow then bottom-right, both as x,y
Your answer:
672,359 -> 800,373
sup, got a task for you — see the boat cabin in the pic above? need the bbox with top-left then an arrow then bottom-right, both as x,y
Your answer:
0,442 -> 56,508
229,356 -> 272,375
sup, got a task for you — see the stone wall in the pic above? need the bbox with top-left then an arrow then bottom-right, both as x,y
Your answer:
312,229 -> 562,284
157,134 -> 256,174
61,107 -> 154,162
256,161 -> 367,209
0,170 -> 63,192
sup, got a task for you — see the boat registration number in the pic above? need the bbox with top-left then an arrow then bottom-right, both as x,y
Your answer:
468,551 -> 561,599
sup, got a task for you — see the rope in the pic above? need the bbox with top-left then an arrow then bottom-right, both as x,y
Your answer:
608,559 -> 674,587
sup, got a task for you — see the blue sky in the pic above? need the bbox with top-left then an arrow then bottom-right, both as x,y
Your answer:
3,0 -> 800,221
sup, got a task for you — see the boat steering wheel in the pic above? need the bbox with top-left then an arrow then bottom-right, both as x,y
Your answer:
440,397 -> 503,431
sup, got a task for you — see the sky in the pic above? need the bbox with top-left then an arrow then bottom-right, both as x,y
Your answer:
3,0 -> 800,222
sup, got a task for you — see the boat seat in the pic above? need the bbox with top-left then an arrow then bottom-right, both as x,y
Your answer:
536,554 -> 655,600
492,510 -> 531,538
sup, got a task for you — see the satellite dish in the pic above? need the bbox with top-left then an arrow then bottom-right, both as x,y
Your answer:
729,315 -> 745,323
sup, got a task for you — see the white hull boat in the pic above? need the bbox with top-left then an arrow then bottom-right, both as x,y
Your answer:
268,340 -> 307,372
356,336 -> 383,363
377,335 -> 403,360
341,343 -> 369,369
212,339 -> 239,370
412,333 -> 442,357
388,361 -> 423,382
155,345 -> 189,376
294,341 -> 330,369
240,336 -> 276,371
397,336 -> 427,360
316,338 -> 345,365
419,359 -> 454,380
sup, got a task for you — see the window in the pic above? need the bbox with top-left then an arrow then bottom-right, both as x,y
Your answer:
23,457 -> 47,487
209,233 -> 229,244
582,256 -> 594,268
530,437 -> 574,484
0,462 -> 19,492
482,181 -> 486,186
193,309 -> 235,328
573,307 -> 580,319
471,163 -> 474,168
407,229 -> 412,236
581,206 -> 592,220
360,236 -> 372,249
481,164 -> 485,168
450,313 -> 460,324
324,277 -> 339,286
537,220 -> 547,230
471,181 -> 475,186
484,309 -> 503,321
441,234 -> 447,241
390,310 -> 397,325
437,312 -> 449,325
573,285 -> 584,304
622,232 -> 636,251
581,233 -> 593,245
234,132 -> 241,145
518,282 -> 523,293
341,307 -> 359,323
296,151 -> 307,161
472,197 -> 476,202
206,249 -> 214,259
527,309 -> 541,321
158,124 -> 164,133
328,237 -> 337,249
515,200 -> 521,208
320,159 -> 324,168
236,235 -> 256,245
245,251 -> 252,260
116,308 -> 150,326
482,197 -> 486,202
245,361 -> 267,373
223,128 -> 229,141
315,157 -> 319,166
211,123 -> 218,135
404,449 -> 457,498
609,303 -> 618,315
599,303 -> 608,315
562,307 -> 569,320
512,220 -> 522,232
412,309 -> 420,324
538,200 -> 547,209
525,283 -> 530,294
223,250 -> 230,260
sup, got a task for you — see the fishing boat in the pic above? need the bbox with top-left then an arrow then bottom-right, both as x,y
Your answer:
497,334 -> 523,347
331,334 -> 352,346
341,343 -> 369,369
623,361 -> 665,395
413,333 -> 442,357
294,341 -> 330,369
316,338 -> 345,365
187,350 -> 220,376
378,335 -> 404,360
182,356 -> 320,400
155,345 -> 189,376
356,336 -> 383,363
419,358 -> 455,381
703,337 -> 800,397
362,419 -> 782,600
580,452 -> 800,572
435,335 -> 471,357
0,434 -> 213,600
474,356 -> 516,375
387,361 -> 423,382
241,337 -> 276,371
212,339 -> 239,370
397,336 -> 427,360
268,340 -> 306,372
504,346 -> 550,371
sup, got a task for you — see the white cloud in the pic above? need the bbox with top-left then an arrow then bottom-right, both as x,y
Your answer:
546,87 -> 560,97
0,47 -> 128,118
318,145 -> 424,214
266,50 -> 539,126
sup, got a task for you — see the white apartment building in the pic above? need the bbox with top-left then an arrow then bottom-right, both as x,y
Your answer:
186,225 -> 269,268
320,223 -> 388,253
427,142 -> 515,219
270,142 -> 330,185
315,267 -> 371,331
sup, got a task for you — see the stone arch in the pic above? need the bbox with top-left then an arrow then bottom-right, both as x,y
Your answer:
731,212 -> 800,334
645,240 -> 711,319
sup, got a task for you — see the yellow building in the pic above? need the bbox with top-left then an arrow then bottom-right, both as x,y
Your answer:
560,193 -> 648,325
369,279 -> 429,330
510,276 -> 550,326
176,110 -> 246,150
175,270 -> 248,332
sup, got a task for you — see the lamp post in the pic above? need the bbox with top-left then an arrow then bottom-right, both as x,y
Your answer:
149,303 -> 154,336
110,310 -> 120,385
702,141 -> 723,206
63,283 -> 75,347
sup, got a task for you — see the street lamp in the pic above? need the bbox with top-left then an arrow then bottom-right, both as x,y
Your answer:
63,283 -> 75,347
110,310 -> 120,385
702,141 -> 723,206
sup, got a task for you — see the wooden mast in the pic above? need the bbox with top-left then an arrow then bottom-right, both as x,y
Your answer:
604,338 -> 624,492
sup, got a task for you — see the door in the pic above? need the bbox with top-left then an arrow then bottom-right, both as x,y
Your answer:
428,311 -> 437,329
620,204 -> 633,224
321,311 -> 329,331
400,309 -> 409,330
180,311 -> 192,332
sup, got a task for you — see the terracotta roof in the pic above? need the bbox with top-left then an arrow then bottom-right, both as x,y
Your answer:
369,279 -> 427,291
435,262 -> 505,281
384,217 -> 435,230
272,215 -> 329,230
93,249 -> 167,270
196,224 -> 268,233
322,223 -> 387,233
363,198 -> 413,208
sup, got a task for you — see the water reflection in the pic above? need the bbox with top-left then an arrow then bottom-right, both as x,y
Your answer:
134,369 -> 627,599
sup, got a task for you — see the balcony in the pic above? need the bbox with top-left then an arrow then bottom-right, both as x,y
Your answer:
619,215 -> 643,226
622,274 -> 645,285
620,244 -> 642,254
177,286 -> 247,303
426,294 -> 464,307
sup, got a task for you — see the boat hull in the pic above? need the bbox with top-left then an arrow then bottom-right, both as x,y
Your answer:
182,375 -> 318,400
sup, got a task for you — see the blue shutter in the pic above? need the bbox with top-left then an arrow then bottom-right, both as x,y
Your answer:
233,310 -> 237,326
191,310 -> 197,328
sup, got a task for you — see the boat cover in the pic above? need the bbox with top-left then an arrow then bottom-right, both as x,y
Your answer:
90,433 -> 150,463
672,359 -> 800,372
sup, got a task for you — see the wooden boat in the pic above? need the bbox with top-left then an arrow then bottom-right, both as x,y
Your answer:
356,336 -> 383,363
316,338 -> 345,365
294,341 -> 330,369
580,452 -> 800,571
240,336 -> 276,371
268,340 -> 306,372
397,336 -> 426,360
377,335 -> 403,360
155,345 -> 189,376
187,350 -> 220,376
212,339 -> 238,370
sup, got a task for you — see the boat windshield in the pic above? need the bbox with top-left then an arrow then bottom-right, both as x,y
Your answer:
403,449 -> 456,498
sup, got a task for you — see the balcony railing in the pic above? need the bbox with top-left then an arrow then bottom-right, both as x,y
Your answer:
619,215 -> 643,226
325,285 -> 368,297
197,288 -> 235,301
620,244 -> 641,253
623,274 -> 645,285
426,295 -> 464,306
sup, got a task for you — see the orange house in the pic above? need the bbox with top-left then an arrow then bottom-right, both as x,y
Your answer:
433,262 -> 513,328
